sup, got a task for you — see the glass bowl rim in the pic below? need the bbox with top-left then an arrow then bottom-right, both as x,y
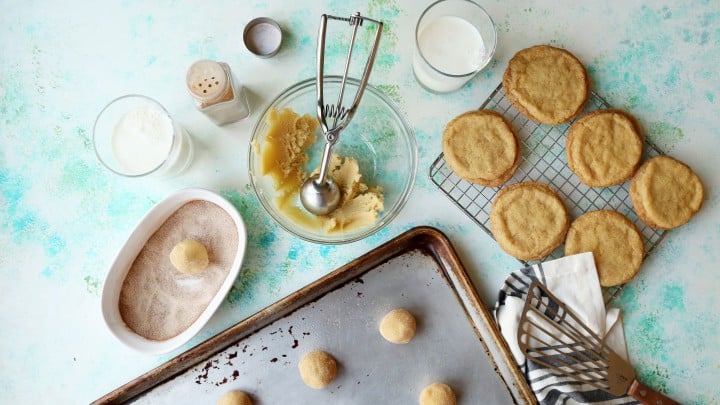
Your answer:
248,76 -> 418,244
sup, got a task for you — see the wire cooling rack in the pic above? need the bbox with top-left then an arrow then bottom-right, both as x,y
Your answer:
429,84 -> 668,301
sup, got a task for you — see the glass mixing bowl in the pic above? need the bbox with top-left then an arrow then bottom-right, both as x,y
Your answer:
249,77 -> 417,244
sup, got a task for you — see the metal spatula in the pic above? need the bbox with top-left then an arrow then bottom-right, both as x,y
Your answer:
518,281 -> 679,405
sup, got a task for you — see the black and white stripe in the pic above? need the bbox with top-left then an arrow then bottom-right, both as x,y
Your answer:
494,264 -> 639,405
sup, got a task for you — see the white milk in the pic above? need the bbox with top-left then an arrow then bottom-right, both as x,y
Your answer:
111,107 -> 175,175
413,15 -> 486,92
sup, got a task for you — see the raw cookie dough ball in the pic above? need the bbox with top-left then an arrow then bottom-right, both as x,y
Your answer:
419,382 -> 456,405
379,308 -> 417,344
217,390 -> 252,405
298,350 -> 337,389
169,240 -> 209,275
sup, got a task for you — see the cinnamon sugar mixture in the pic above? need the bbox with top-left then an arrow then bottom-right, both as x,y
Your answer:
119,200 -> 239,341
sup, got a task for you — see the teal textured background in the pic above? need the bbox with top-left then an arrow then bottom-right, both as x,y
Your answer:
1,0 -> 718,403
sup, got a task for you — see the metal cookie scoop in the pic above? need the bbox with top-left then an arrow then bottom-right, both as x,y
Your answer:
300,12 -> 383,216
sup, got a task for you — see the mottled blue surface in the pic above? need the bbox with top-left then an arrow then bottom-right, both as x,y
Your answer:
1,0 -> 718,403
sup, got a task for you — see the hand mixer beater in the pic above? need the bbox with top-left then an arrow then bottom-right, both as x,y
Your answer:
300,12 -> 383,215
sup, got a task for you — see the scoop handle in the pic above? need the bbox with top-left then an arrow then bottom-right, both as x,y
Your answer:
315,140 -> 335,184
628,380 -> 679,405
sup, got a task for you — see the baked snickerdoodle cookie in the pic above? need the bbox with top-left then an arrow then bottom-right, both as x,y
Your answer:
566,109 -> 644,187
490,181 -> 569,261
442,110 -> 520,187
630,155 -> 704,229
564,210 -> 644,287
503,45 -> 589,125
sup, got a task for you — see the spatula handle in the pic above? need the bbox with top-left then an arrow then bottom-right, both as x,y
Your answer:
628,380 -> 680,405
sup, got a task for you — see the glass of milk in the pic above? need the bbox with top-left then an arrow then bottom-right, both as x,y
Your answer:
93,95 -> 194,178
413,0 -> 497,93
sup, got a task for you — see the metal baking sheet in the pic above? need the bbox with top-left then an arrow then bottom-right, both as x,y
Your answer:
94,227 -> 534,404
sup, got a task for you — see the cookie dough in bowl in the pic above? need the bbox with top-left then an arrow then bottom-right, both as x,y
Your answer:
249,77 -> 417,244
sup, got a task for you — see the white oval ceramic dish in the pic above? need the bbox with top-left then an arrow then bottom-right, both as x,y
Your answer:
101,188 -> 247,355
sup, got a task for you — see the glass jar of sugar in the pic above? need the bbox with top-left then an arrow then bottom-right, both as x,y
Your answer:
185,60 -> 250,125
93,95 -> 194,178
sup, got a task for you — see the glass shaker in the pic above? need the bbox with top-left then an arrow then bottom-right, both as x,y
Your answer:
185,59 -> 250,125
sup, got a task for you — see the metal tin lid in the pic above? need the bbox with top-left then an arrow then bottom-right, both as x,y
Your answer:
243,17 -> 282,58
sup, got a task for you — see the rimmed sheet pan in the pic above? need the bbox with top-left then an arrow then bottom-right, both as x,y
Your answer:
93,226 -> 535,404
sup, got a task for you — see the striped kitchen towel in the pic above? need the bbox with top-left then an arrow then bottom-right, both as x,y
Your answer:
494,252 -> 639,404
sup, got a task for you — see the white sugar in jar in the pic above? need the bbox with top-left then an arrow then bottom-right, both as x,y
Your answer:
111,107 -> 174,175
93,95 -> 194,178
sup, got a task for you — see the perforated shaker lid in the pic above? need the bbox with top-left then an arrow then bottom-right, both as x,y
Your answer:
186,60 -> 229,103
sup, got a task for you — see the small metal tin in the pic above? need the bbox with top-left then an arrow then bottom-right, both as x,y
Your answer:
243,17 -> 282,58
